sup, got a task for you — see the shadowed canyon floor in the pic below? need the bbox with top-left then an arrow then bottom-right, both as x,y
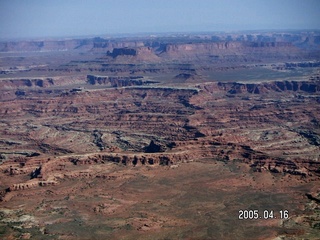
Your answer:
0,31 -> 320,239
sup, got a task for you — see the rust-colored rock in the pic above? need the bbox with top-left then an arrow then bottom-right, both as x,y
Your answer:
0,31 -> 319,239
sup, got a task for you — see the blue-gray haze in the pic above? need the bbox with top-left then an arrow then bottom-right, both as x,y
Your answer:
0,0 -> 319,39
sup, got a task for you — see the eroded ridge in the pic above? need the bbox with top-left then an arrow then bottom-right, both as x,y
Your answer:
1,79 -> 319,200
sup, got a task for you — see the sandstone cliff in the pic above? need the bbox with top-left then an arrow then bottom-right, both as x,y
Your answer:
159,41 -> 301,60
216,80 -> 320,94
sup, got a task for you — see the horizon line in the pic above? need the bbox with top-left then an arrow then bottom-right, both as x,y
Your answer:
1,28 -> 320,42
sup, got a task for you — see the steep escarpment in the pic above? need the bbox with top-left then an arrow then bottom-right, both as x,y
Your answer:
244,42 -> 293,48
0,38 -> 144,52
107,48 -> 137,58
285,61 -> 320,68
159,41 -> 301,60
0,39 -> 92,52
0,76 -> 85,90
216,80 -> 320,94
191,79 -> 320,165
86,75 -> 158,87
0,134 -> 319,201
1,31 -> 319,57
0,78 -> 54,89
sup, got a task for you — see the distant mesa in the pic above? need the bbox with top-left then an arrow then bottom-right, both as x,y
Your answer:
107,47 -> 160,61
0,78 -> 55,90
107,48 -> 137,58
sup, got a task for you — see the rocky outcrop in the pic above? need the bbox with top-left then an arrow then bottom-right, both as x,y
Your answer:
107,47 -> 160,61
285,61 -> 320,68
0,78 -> 54,89
305,193 -> 320,204
9,180 -> 57,191
72,154 -> 183,166
107,48 -> 137,58
93,130 -> 106,151
143,140 -> 166,153
92,40 -> 144,52
0,76 -> 86,93
173,73 -> 200,83
0,189 -> 8,201
86,75 -> 153,87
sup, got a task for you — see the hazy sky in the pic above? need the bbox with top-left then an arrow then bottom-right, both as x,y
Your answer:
0,0 -> 319,39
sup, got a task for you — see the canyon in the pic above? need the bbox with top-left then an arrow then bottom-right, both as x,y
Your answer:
0,31 -> 320,239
